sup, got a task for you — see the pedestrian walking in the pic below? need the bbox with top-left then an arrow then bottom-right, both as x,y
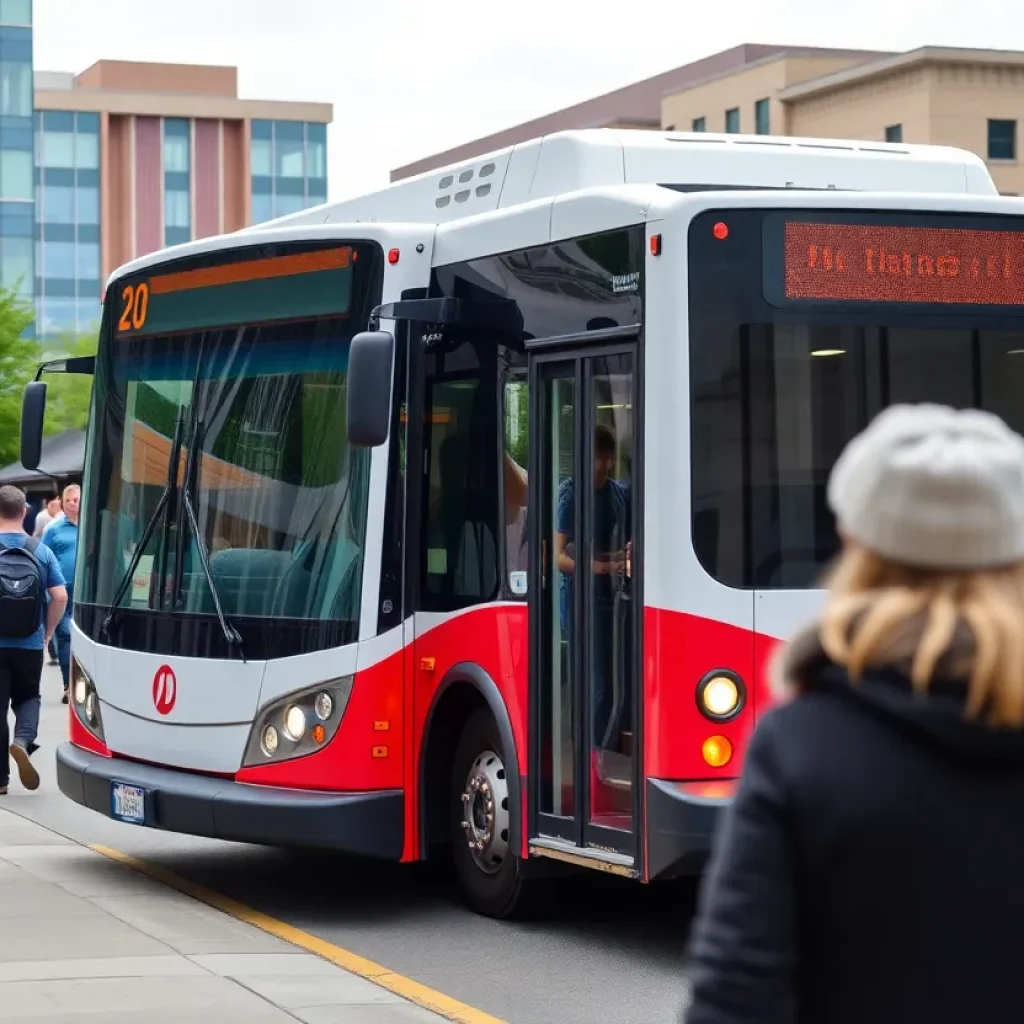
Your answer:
0,485 -> 67,794
34,496 -> 62,665
32,495 -> 60,540
684,404 -> 1024,1024
42,484 -> 79,704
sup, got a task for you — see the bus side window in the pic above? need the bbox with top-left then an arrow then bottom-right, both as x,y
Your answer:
503,374 -> 529,598
421,373 -> 500,610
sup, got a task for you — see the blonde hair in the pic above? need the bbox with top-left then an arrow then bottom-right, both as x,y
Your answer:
62,483 -> 80,501
818,544 -> 1024,729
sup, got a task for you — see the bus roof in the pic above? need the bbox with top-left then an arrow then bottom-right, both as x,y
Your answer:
255,128 -> 997,232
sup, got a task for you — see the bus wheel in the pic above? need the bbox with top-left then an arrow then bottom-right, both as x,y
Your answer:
450,709 -> 531,918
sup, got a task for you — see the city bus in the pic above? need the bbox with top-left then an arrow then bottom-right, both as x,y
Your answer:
21,129 -> 1016,917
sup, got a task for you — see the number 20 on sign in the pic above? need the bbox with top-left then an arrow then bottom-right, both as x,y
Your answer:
118,282 -> 150,333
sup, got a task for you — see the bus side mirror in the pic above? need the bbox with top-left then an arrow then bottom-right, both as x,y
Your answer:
20,381 -> 47,472
347,330 -> 394,447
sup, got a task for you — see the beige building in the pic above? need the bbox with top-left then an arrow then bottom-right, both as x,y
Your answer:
663,46 -> 1024,196
390,44 -> 888,181
394,43 -> 1024,198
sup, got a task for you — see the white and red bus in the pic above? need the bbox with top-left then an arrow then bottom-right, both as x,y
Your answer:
22,129 -> 1015,917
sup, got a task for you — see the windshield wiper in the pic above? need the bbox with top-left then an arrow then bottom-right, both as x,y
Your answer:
102,407 -> 186,638
178,415 -> 245,661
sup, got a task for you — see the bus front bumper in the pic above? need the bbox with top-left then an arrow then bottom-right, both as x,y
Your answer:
56,742 -> 404,860
645,778 -> 733,880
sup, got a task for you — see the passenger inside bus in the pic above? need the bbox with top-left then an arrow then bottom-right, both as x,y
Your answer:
503,428 -> 632,752
555,425 -> 632,750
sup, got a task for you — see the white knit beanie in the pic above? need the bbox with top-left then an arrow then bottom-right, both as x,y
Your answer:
828,404 -> 1024,570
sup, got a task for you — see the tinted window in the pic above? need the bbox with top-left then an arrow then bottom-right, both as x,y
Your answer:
689,208 -> 1024,590
431,227 -> 643,341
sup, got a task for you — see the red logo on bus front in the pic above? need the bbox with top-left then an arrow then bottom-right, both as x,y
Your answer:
152,665 -> 177,716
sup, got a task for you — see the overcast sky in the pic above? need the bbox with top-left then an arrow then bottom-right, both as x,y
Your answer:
32,0 -> 1024,201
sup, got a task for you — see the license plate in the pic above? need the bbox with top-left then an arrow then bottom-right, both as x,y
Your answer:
110,782 -> 146,824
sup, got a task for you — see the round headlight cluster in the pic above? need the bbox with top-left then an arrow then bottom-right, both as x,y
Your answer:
696,671 -> 745,722
257,688 -> 341,760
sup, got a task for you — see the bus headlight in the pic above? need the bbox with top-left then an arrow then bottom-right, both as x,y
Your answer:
283,705 -> 306,742
242,677 -> 354,767
71,658 -> 105,743
696,670 -> 745,722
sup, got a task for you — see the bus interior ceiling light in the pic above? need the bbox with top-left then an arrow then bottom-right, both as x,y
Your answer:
811,348 -> 846,357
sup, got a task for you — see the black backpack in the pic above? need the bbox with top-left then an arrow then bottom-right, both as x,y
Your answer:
0,537 -> 44,639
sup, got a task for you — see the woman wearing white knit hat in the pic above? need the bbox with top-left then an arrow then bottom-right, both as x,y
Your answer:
683,403 -> 1024,1024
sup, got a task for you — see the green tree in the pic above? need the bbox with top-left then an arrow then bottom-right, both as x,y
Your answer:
0,286 -> 40,469
43,330 -> 98,437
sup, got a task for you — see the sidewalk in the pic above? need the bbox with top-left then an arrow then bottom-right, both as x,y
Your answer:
0,805 -> 448,1023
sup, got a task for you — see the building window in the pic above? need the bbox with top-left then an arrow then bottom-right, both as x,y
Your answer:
754,98 -> 770,135
40,184 -> 74,222
725,108 -> 740,134
1,235 -> 32,294
75,131 -> 99,170
0,147 -> 31,200
692,116 -> 706,132
275,121 -> 305,178
251,135 -> 272,177
0,0 -> 31,25
164,189 -> 190,229
988,119 -> 1017,161
163,118 -> 190,173
307,122 -> 327,180
251,193 -> 272,224
0,59 -> 30,117
885,124 -> 903,143
42,239 -> 75,279
76,186 -> 99,225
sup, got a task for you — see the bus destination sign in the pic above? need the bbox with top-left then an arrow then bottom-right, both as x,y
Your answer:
782,220 -> 1024,306
114,246 -> 356,338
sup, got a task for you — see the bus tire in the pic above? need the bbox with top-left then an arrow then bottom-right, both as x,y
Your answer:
450,709 -> 533,919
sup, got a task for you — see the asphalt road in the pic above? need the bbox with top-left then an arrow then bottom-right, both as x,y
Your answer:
4,664 -> 697,1024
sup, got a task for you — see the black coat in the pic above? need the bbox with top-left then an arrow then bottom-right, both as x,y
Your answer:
684,627 -> 1024,1024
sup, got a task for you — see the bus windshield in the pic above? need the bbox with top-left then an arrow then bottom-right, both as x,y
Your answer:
688,208 -> 1024,591
77,242 -> 383,657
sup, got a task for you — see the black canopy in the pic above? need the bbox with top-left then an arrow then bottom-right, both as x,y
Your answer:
0,429 -> 85,488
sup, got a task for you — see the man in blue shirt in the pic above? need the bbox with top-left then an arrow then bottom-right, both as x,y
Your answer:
0,485 -> 67,793
42,483 -> 79,703
555,425 -> 632,749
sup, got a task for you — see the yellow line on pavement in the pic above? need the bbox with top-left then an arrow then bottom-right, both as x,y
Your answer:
89,843 -> 507,1024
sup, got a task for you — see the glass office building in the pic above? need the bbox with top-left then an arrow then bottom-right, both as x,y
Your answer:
35,109 -> 101,337
0,0 -> 35,326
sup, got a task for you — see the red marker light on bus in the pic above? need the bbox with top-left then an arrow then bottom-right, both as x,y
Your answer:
388,248 -> 400,265
650,234 -> 662,256
713,221 -> 729,241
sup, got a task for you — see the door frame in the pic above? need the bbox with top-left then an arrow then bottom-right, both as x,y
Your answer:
526,334 -> 644,865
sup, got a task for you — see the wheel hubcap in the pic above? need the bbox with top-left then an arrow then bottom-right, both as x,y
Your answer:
460,749 -> 509,875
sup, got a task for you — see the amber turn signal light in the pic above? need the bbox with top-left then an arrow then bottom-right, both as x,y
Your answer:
702,735 -> 733,768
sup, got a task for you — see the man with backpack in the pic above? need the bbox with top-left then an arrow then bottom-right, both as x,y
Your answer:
0,485 -> 67,793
